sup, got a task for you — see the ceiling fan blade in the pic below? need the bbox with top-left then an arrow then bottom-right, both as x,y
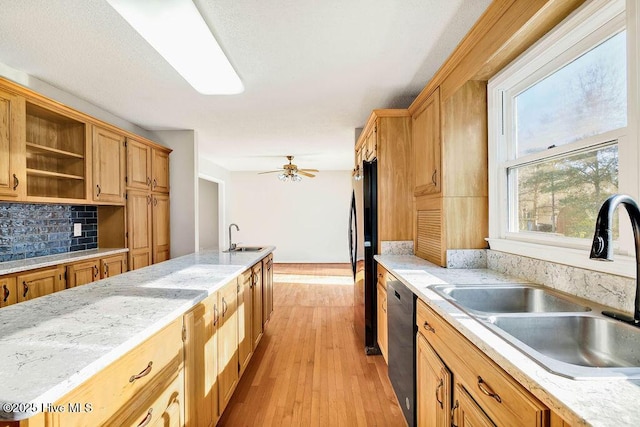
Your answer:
297,170 -> 316,177
257,170 -> 284,174
298,168 -> 319,172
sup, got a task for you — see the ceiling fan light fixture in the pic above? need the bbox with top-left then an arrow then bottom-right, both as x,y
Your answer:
106,0 -> 244,95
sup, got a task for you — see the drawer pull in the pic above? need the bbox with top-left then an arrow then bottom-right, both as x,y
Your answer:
451,400 -> 459,427
22,281 -> 29,298
422,321 -> 435,333
3,285 -> 9,302
213,303 -> 219,326
129,361 -> 153,383
137,408 -> 153,427
435,378 -> 444,408
477,376 -> 502,403
104,264 -> 109,277
93,265 -> 99,278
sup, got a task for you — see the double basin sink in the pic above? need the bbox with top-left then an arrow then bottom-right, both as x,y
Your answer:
431,284 -> 640,379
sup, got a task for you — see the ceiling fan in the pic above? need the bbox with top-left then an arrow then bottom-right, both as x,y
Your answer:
258,156 -> 319,181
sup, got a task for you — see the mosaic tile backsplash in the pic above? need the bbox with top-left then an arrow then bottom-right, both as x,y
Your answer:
0,203 -> 98,262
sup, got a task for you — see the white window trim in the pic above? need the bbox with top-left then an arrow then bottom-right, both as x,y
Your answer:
488,0 -> 639,278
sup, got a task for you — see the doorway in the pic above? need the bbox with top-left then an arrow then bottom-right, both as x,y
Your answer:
198,178 -> 220,250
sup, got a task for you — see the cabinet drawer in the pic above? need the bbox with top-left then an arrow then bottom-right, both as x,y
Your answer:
417,299 -> 548,427
51,318 -> 183,427
110,369 -> 184,427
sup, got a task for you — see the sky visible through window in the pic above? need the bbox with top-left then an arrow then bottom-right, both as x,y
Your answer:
516,31 -> 627,157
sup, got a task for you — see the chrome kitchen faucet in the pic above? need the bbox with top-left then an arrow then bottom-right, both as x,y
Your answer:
228,223 -> 240,251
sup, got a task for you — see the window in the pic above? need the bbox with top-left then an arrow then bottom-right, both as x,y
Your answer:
488,0 -> 638,276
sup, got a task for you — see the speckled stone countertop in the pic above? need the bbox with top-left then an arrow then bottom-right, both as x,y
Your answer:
0,247 -> 275,421
376,254 -> 640,427
0,248 -> 130,276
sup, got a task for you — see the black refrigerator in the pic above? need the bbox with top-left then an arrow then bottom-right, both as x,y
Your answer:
350,159 -> 379,355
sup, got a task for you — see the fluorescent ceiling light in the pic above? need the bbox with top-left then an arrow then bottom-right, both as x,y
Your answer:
106,0 -> 243,94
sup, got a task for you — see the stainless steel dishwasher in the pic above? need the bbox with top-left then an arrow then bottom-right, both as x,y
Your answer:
387,276 -> 416,427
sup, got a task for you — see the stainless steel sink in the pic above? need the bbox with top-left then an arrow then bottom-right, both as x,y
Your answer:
228,246 -> 263,252
433,284 -> 591,314
487,315 -> 640,379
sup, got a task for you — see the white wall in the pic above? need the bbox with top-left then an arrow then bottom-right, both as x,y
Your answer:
230,171 -> 352,263
199,156 -> 233,249
0,62 -> 155,139
198,178 -> 219,249
153,130 -> 197,258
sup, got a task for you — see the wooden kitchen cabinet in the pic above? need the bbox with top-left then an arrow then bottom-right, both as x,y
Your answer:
238,269 -> 253,378
252,261 -> 263,350
16,267 -> 64,302
0,276 -> 17,308
127,189 -> 153,270
376,281 -> 388,363
66,259 -> 99,288
354,110 -> 413,251
218,279 -> 239,414
101,253 -> 126,278
416,298 -> 549,427
417,333 -> 451,427
126,137 -> 152,191
262,253 -> 274,326
92,125 -> 125,204
49,317 -> 183,427
0,87 -> 25,200
412,81 -> 488,266
152,193 -> 170,263
151,148 -> 170,194
453,383 -> 495,427
184,291 -> 219,427
126,138 -> 171,269
413,87 -> 441,197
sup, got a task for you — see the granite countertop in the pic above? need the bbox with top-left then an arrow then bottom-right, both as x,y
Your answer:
376,254 -> 640,427
0,246 -> 275,421
0,248 -> 130,276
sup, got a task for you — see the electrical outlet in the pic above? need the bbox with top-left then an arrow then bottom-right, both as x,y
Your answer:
73,223 -> 82,237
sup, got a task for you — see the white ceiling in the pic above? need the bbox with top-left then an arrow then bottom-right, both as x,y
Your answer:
0,0 -> 491,172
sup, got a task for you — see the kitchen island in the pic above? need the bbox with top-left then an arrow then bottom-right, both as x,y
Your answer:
376,254 -> 640,427
0,247 -> 274,423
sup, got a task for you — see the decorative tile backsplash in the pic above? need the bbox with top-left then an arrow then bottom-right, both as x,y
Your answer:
0,203 -> 98,262
446,249 -> 488,269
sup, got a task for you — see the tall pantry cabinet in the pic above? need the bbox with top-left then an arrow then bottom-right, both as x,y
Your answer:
126,137 -> 172,270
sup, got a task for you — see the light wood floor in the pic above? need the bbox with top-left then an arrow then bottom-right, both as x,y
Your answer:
218,263 -> 405,426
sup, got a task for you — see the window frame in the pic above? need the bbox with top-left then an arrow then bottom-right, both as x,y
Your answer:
487,0 -> 639,277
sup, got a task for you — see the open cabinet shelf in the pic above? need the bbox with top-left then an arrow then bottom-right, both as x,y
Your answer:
25,101 -> 87,200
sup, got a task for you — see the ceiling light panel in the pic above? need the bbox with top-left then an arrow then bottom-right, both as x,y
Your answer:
106,0 -> 243,94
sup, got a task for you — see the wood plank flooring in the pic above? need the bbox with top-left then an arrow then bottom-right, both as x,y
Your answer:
218,263 -> 405,426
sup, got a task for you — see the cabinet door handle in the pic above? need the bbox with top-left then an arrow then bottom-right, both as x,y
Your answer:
3,285 -> 9,302
435,377 -> 444,408
213,304 -> 219,326
477,376 -> 502,403
129,361 -> 153,383
431,169 -> 437,186
422,321 -> 435,333
104,265 -> 109,277
451,400 -> 459,427
146,177 -> 152,187
152,178 -> 157,189
136,408 -> 153,427
12,174 -> 19,190
147,194 -> 151,205
93,265 -> 99,278
222,298 -> 227,316
153,197 -> 158,206
22,281 -> 29,298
